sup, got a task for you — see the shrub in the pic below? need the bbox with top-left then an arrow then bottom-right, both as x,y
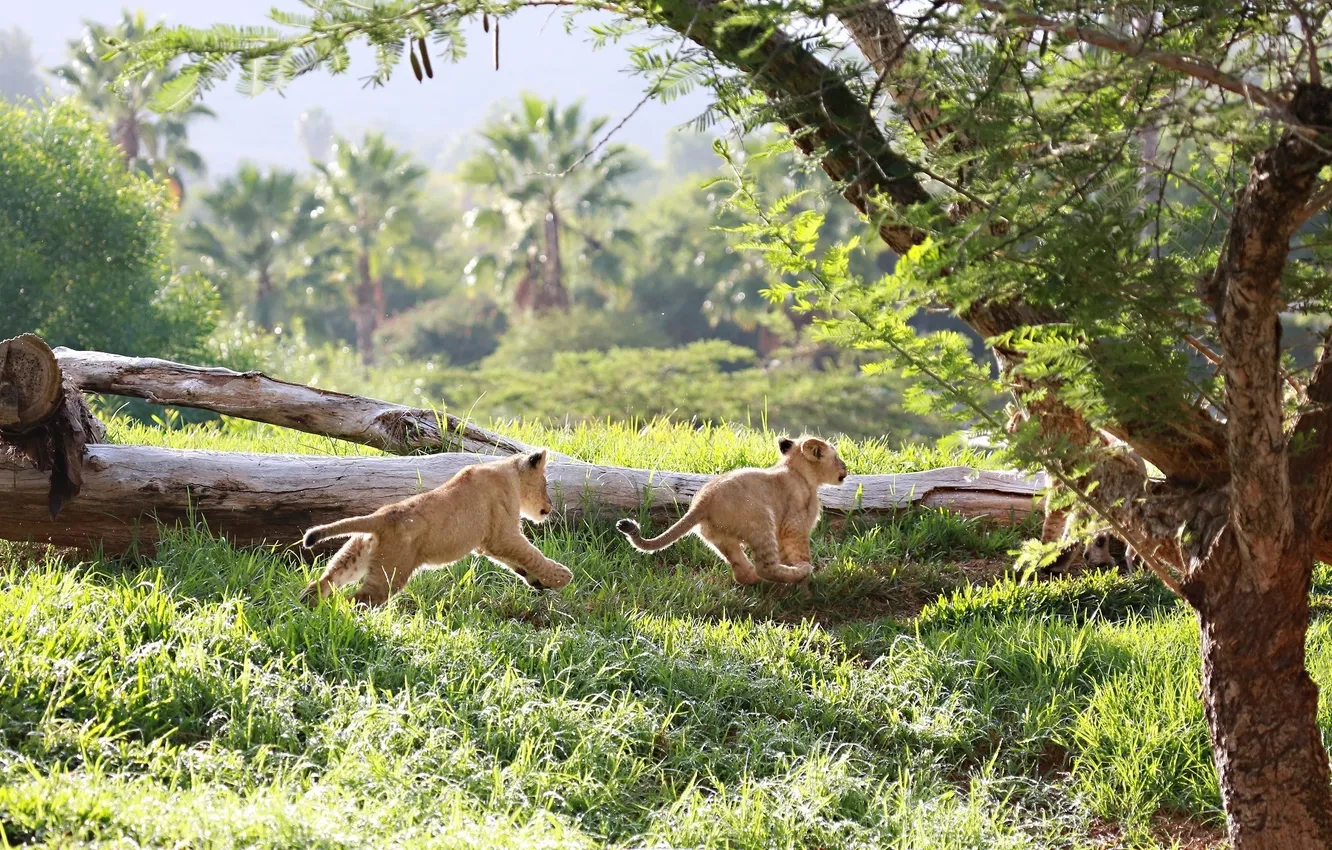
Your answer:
482,306 -> 671,370
375,296 -> 507,365
195,325 -> 949,440
0,99 -> 216,357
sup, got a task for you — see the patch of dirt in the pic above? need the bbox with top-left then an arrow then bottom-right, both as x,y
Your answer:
1089,814 -> 1227,849
955,556 -> 1015,585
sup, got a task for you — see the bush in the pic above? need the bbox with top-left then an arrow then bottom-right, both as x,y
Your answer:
374,296 -> 507,365
482,306 -> 671,370
439,341 -> 945,440
195,325 -> 950,440
0,99 -> 217,357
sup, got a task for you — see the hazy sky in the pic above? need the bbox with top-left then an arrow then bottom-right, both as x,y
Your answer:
9,1 -> 712,177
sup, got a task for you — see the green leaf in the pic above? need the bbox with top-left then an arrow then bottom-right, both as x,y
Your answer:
149,66 -> 203,112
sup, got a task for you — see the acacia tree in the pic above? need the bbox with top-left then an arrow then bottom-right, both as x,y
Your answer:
120,1 -> 1332,845
460,93 -> 638,313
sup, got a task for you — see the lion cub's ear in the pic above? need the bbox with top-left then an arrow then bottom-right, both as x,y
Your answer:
778,436 -> 795,455
800,438 -> 829,461
527,449 -> 548,470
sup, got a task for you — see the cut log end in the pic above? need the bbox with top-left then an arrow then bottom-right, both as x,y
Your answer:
0,334 -> 63,432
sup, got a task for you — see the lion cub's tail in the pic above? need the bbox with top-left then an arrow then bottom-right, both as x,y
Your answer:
302,514 -> 385,548
616,508 -> 700,553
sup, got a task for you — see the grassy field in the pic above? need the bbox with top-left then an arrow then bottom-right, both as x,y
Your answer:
2,418 -> 1309,848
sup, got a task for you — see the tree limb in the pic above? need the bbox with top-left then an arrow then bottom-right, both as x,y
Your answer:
1214,85 -> 1332,582
1296,180 -> 1332,227
1292,331 -> 1332,532
53,347 -> 545,458
968,0 -> 1285,113
0,444 -> 1044,553
658,0 -> 1229,496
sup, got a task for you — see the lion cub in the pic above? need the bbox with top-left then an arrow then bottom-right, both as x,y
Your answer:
300,449 -> 572,607
616,435 -> 848,585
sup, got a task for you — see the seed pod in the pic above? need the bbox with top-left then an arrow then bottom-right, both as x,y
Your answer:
483,11 -> 489,33
418,37 -> 433,78
493,20 -> 499,70
409,44 -> 423,81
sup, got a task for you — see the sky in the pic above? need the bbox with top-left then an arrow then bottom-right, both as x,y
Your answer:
8,1 -> 713,177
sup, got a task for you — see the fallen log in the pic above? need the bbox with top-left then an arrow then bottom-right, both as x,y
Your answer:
53,347 -> 541,457
0,445 -> 1045,553
1,334 -> 64,430
1,335 -> 106,516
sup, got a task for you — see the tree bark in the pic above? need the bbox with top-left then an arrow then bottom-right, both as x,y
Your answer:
1189,537 -> 1332,848
539,208 -> 569,313
1181,82 -> 1332,848
354,250 -> 377,365
0,444 -> 1043,553
1,334 -> 64,431
53,346 -> 545,457
0,336 -> 106,517
255,265 -> 277,331
113,114 -> 141,164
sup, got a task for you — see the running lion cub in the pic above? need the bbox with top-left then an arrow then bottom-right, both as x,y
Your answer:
300,450 -> 573,607
616,435 -> 848,585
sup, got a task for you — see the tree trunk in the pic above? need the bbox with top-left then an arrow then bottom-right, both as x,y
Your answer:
513,247 -> 541,313
0,445 -> 1043,553
1190,541 -> 1332,848
1,334 -> 64,431
354,251 -> 377,365
538,209 -> 569,313
255,265 -> 277,330
53,346 -> 544,457
0,335 -> 105,517
373,275 -> 386,329
113,114 -> 140,164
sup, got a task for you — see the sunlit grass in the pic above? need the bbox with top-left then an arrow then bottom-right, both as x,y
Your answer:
103,413 -> 1006,475
0,417 -> 1249,849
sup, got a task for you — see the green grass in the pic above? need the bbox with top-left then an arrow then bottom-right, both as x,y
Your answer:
0,419 -> 1266,849
101,413 -> 1006,474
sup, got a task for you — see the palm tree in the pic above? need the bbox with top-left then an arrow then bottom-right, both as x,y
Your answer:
460,94 -> 638,313
313,132 -> 430,364
51,9 -> 213,202
183,164 -> 323,329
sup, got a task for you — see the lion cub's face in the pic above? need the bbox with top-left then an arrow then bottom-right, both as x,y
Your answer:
779,436 -> 848,485
518,449 -> 555,522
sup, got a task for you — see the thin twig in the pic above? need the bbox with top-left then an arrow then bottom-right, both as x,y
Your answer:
1142,161 -> 1231,221
545,5 -> 701,179
1185,333 -> 1306,397
1290,1 -> 1324,86
963,0 -> 1286,113
1296,181 -> 1332,226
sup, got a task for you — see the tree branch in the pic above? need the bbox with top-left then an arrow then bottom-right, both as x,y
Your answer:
968,0 -> 1285,114
1292,329 -> 1332,532
53,347 -> 545,458
1296,180 -> 1332,227
651,0 -> 1236,520
1215,85 -> 1332,581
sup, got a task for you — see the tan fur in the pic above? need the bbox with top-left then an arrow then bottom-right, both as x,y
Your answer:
616,436 -> 848,585
299,450 -> 572,608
